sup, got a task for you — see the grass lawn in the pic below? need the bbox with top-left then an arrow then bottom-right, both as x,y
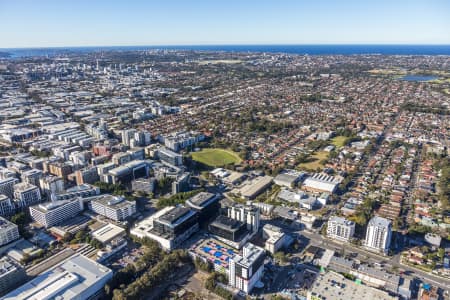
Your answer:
298,151 -> 329,171
331,136 -> 348,148
191,148 -> 242,167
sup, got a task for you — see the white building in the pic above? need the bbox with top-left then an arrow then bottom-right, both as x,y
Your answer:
0,178 -> 18,199
227,203 -> 260,233
229,243 -> 265,294
29,197 -> 83,228
262,224 -> 290,254
0,217 -> 20,246
327,216 -> 355,242
302,173 -> 341,194
89,195 -> 136,221
364,216 -> 392,254
13,182 -> 42,207
3,254 -> 112,300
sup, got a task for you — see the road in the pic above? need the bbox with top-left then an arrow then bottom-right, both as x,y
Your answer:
299,229 -> 450,292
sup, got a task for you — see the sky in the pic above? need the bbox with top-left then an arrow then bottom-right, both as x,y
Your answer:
0,0 -> 449,48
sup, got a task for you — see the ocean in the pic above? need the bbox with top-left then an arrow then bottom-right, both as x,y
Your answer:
2,45 -> 450,58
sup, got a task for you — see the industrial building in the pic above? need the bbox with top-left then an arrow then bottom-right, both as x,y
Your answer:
301,173 -> 341,194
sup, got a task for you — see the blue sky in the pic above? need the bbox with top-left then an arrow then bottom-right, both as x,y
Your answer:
0,0 -> 449,48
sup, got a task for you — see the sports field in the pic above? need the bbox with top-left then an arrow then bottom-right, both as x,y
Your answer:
298,151 -> 329,170
191,148 -> 242,167
331,136 -> 347,148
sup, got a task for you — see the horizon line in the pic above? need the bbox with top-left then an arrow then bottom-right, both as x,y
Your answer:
2,43 -> 450,50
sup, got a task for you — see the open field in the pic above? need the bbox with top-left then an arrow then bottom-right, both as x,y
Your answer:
298,151 -> 329,170
331,136 -> 347,148
191,148 -> 241,167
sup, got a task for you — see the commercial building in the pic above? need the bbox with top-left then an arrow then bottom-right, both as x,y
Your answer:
13,182 -> 42,208
186,192 -> 220,225
302,173 -> 341,194
29,197 -> 83,228
0,217 -> 20,246
89,195 -> 136,221
307,271 -> 397,300
3,254 -> 113,300
131,206 -> 198,250
0,256 -> 27,296
364,216 -> 392,254
229,243 -> 265,294
327,216 -> 355,242
0,178 -> 18,199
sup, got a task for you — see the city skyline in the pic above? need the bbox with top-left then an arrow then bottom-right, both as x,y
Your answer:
1,0 -> 450,48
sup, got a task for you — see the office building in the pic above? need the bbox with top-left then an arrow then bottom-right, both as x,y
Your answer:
112,152 -> 132,166
0,178 -> 18,199
229,243 -> 265,294
364,216 -> 392,254
89,194 -> 136,221
3,254 -> 112,300
208,215 -> 251,249
327,216 -> 355,242
13,182 -> 42,207
186,192 -> 220,225
29,197 -> 83,228
106,160 -> 149,184
0,217 -> 20,246
156,147 -> 183,166
131,206 -> 198,250
0,256 -> 27,296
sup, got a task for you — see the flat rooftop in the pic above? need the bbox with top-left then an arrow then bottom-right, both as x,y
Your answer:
91,223 -> 126,244
308,271 -> 398,300
210,215 -> 245,232
3,254 -> 112,300
186,192 -> 216,208
158,206 -> 193,225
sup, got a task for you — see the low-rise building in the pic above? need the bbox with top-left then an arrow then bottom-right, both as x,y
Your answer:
3,254 -> 112,300
29,197 -> 83,228
89,195 -> 136,221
